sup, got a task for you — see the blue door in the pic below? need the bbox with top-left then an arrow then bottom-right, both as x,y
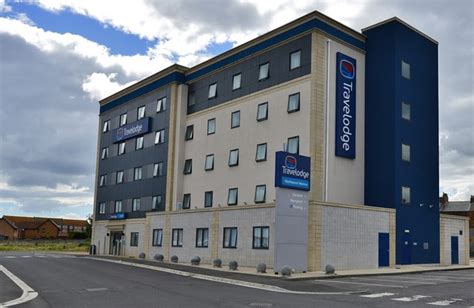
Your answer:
378,233 -> 390,267
451,236 -> 459,265
401,232 -> 412,264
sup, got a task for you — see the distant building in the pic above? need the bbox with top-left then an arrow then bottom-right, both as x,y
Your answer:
0,216 -> 88,240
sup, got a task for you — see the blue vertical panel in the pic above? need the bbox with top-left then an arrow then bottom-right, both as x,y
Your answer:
451,236 -> 459,265
378,233 -> 390,267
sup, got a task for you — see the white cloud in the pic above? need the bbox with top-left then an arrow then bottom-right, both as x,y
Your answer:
82,73 -> 137,101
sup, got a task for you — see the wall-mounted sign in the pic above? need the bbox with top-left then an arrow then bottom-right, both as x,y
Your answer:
112,117 -> 150,143
109,213 -> 126,220
274,151 -> 310,191
335,52 -> 356,159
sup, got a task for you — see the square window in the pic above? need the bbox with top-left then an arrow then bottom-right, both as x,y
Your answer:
232,73 -> 242,90
154,162 -> 164,177
204,191 -> 213,207
137,106 -> 146,120
132,198 -> 141,212
402,186 -> 411,204
231,111 -> 240,128
290,50 -> 301,70
136,136 -> 144,150
116,171 -> 124,184
402,144 -> 411,162
402,102 -> 411,120
207,118 -> 216,135
152,195 -> 163,211
208,83 -> 217,99
223,227 -> 238,248
188,92 -> 196,106
255,185 -> 266,203
101,147 -> 109,160
134,167 -> 142,181
253,226 -> 269,249
99,175 -> 106,187
402,61 -> 410,79
120,113 -> 127,127
287,136 -> 299,154
102,120 -> 110,133
288,93 -> 300,113
99,202 -> 106,214
130,232 -> 139,246
172,229 -> 183,247
196,228 -> 209,248
259,62 -> 269,80
257,102 -> 268,121
155,129 -> 165,144
183,193 -> 191,209
157,97 -> 167,113
114,200 -> 122,213
118,142 -> 126,155
185,125 -> 194,141
152,229 -> 163,246
256,143 -> 267,162
184,159 -> 192,175
205,154 -> 214,171
228,149 -> 239,167
227,188 -> 238,205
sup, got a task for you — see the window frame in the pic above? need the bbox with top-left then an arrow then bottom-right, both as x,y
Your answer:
208,82 -> 217,99
154,162 -> 164,177
402,143 -> 411,162
207,118 -> 216,135
120,113 -> 127,127
99,202 -> 106,214
135,136 -> 144,150
252,226 -> 270,249
99,175 -> 106,187
228,149 -> 239,167
152,229 -> 163,247
152,195 -> 163,211
188,91 -> 196,106
137,105 -> 146,120
256,102 -> 268,121
287,136 -> 300,155
134,167 -> 142,181
227,188 -> 238,206
204,191 -> 213,208
205,154 -> 214,171
287,92 -> 300,113
195,228 -> 209,248
155,129 -> 165,144
402,186 -> 411,204
232,73 -> 242,91
255,143 -> 267,162
116,170 -> 124,184
289,49 -> 302,70
223,227 -> 238,249
132,198 -> 141,212
184,159 -> 193,175
130,232 -> 139,247
182,193 -> 191,209
401,60 -> 411,79
102,120 -> 110,133
171,228 -> 183,247
254,185 -> 267,204
231,110 -> 240,129
101,147 -> 109,160
258,62 -> 270,81
114,200 -> 122,213
185,125 -> 194,141
402,102 -> 411,121
156,97 -> 167,113
118,142 -> 126,156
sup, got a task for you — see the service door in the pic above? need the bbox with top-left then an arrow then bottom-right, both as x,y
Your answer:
378,233 -> 390,267
451,236 -> 459,265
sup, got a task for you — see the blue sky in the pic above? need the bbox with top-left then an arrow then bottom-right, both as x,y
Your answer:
0,0 -> 472,219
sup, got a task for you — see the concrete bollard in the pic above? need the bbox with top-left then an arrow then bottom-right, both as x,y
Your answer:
213,258 -> 222,268
228,260 -> 238,270
154,254 -> 164,262
170,255 -> 179,263
191,256 -> 201,265
256,263 -> 267,273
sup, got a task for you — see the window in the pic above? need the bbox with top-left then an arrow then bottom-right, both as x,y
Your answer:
223,227 -> 238,248
232,73 -> 241,90
256,102 -> 268,121
185,125 -> 194,141
255,185 -> 266,203
132,198 -> 141,212
130,232 -> 139,247
256,143 -> 267,162
157,97 -> 167,113
288,93 -> 300,113
259,62 -> 269,80
205,154 -> 214,171
137,106 -> 146,119
204,191 -> 213,207
172,229 -> 183,247
402,102 -> 411,120
155,129 -> 165,144
136,136 -> 144,150
114,200 -> 122,213
184,159 -> 192,174
290,50 -> 301,70
183,193 -> 191,209
231,111 -> 240,128
99,175 -> 106,187
120,113 -> 127,127
228,149 -> 239,167
101,147 -> 109,160
116,171 -> 124,184
118,142 -> 126,155
402,186 -> 411,204
99,202 -> 106,214
207,118 -> 216,135
152,195 -> 163,210
196,228 -> 209,248
287,136 -> 299,154
402,144 -> 411,162
152,229 -> 163,246
208,83 -> 217,99
253,226 -> 270,249
134,167 -> 142,181
154,162 -> 164,177
228,188 -> 238,205
102,120 -> 110,133
401,61 -> 410,79
188,92 -> 195,106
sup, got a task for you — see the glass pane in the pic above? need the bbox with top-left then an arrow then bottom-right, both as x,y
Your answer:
197,230 -> 203,246
208,83 -> 217,98
256,186 -> 265,202
208,119 -> 216,134
257,103 -> 267,120
203,230 -> 208,246
288,93 -> 300,112
256,144 -> 266,161
224,229 -> 230,247
288,137 -> 299,154
254,228 -> 261,247
402,144 -> 410,162
233,74 -> 241,90
231,112 -> 240,128
230,229 -> 237,247
402,61 -> 410,79
402,102 -> 411,120
402,186 -> 411,204
290,50 -> 301,69
259,63 -> 269,80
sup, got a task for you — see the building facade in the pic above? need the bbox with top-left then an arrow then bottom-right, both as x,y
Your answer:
91,11 -> 469,271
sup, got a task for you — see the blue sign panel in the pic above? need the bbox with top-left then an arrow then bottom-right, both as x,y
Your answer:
275,151 -> 311,191
109,213 -> 126,220
112,117 -> 150,143
335,52 -> 356,159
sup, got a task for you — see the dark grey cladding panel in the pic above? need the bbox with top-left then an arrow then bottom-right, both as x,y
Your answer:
187,34 -> 311,114
97,177 -> 166,205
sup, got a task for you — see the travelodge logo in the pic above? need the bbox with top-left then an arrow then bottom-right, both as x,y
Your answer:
285,155 -> 297,170
340,59 -> 355,79
112,117 -> 150,143
116,127 -> 124,140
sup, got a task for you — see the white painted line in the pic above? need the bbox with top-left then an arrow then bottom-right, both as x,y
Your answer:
312,279 -> 406,288
0,265 -> 38,307
422,273 -> 474,280
20,256 -> 31,258
384,276 -> 461,282
427,298 -> 463,306
86,288 -> 108,292
84,257 -> 362,295
360,292 -> 396,298
350,277 -> 437,285
392,295 -> 430,302
4,257 -> 15,259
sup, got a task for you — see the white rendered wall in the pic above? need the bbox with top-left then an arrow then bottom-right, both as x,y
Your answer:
441,216 -> 468,265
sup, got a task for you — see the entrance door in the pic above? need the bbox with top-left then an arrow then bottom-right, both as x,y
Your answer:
109,232 -> 123,255
401,232 -> 412,265
451,236 -> 459,265
378,233 -> 390,267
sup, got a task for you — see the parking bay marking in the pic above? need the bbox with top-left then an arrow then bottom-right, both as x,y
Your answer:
349,277 -> 437,285
392,295 -> 431,302
360,293 -> 396,298
0,265 -> 38,307
427,298 -> 463,306
311,279 -> 406,288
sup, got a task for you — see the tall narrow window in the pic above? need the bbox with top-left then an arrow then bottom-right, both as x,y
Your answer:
205,154 -> 214,171
204,191 -> 213,207
136,136 -> 144,150
120,113 -> 127,127
188,92 -> 195,106
232,73 -> 242,90
152,229 -> 163,246
137,106 -> 146,120
114,200 -> 122,213
402,144 -> 411,162
154,162 -> 164,177
130,232 -> 139,246
157,97 -> 167,113
134,167 -> 142,181
231,111 -> 240,128
401,61 -> 410,79
184,159 -> 192,174
152,195 -> 163,210
223,227 -> 238,248
185,125 -> 194,141
207,118 -> 216,135
208,83 -> 217,99
99,202 -> 106,214
253,226 -> 269,249
172,229 -> 183,247
287,136 -> 299,154
103,120 -> 110,133
402,102 -> 411,120
257,102 -> 268,121
116,170 -> 124,184
259,62 -> 269,80
255,185 -> 266,203
155,129 -> 165,144
183,194 -> 191,209
118,142 -> 126,155
228,188 -> 238,205
290,50 -> 301,70
288,93 -> 300,113
196,228 -> 209,248
132,198 -> 141,212
99,175 -> 106,187
228,149 -> 239,167
256,143 -> 267,162
101,147 -> 109,160
402,186 -> 411,204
